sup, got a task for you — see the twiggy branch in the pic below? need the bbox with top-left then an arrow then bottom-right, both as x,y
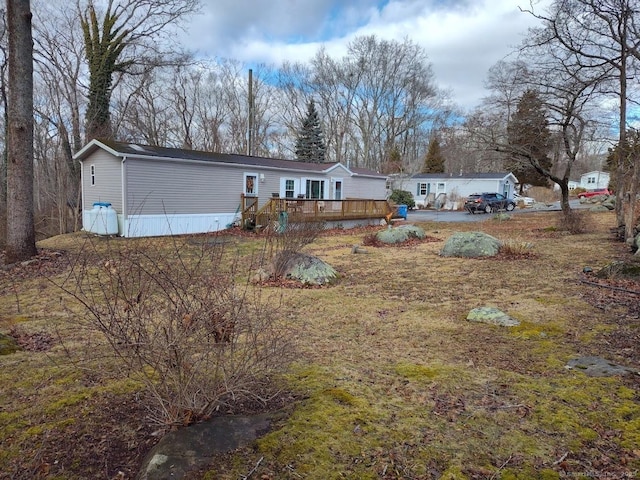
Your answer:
241,456 -> 264,480
579,278 -> 640,295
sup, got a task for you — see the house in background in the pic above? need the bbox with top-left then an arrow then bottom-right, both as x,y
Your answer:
405,172 -> 518,209
74,140 -> 389,237
561,170 -> 610,191
578,170 -> 610,190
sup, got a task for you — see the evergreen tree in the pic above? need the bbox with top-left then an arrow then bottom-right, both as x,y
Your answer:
295,100 -> 326,163
507,90 -> 552,190
6,0 -> 37,263
421,137 -> 445,173
606,130 -> 639,194
381,145 -> 403,174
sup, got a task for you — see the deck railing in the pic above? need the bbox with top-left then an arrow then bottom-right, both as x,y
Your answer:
241,195 -> 394,230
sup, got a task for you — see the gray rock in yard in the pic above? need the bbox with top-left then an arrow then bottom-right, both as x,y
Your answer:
466,307 -> 520,327
440,231 -> 502,258
566,356 -> 636,377
589,205 -> 610,212
137,412 -> 283,480
276,252 -> 338,286
376,224 -> 426,244
602,198 -> 616,210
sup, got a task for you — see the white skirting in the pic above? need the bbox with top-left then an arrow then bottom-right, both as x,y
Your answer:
83,211 -> 239,237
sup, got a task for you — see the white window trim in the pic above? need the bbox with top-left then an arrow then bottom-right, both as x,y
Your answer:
331,177 -> 343,200
90,164 -> 96,186
244,172 -> 259,196
301,177 -> 327,199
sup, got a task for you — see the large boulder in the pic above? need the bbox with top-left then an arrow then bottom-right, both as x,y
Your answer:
137,412 -> 283,480
440,231 -> 502,258
376,224 -> 426,244
566,356 -> 636,377
601,197 -> 616,210
275,252 -> 338,286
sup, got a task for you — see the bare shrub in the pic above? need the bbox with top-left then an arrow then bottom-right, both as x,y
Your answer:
267,220 -> 325,278
56,235 -> 294,428
499,240 -> 535,258
560,209 -> 591,234
527,186 -> 559,203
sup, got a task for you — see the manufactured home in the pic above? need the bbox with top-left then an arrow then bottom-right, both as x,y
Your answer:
75,140 -> 390,237
407,172 -> 518,209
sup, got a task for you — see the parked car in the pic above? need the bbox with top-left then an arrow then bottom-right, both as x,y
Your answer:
577,188 -> 611,199
512,193 -> 536,206
464,193 -> 516,214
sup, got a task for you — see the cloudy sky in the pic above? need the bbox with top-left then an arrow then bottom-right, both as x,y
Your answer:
180,0 -> 549,112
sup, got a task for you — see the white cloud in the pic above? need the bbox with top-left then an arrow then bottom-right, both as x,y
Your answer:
181,0 -> 548,111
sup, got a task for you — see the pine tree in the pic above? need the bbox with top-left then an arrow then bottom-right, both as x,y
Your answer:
295,100 -> 326,163
6,0 -> 37,263
381,145 -> 403,174
507,90 -> 552,189
421,137 -> 445,173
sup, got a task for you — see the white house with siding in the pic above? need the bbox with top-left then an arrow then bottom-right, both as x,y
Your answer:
404,172 -> 518,209
75,139 -> 388,237
578,170 -> 610,189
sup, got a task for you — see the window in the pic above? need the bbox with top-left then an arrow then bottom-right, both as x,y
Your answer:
587,176 -> 596,184
90,164 -> 95,186
305,179 -> 325,199
284,179 -> 295,198
334,180 -> 342,200
417,182 -> 428,196
244,173 -> 258,195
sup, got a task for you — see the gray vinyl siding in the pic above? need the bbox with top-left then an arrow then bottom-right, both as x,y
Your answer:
82,150 -> 123,212
125,159 -> 245,215
342,176 -> 387,199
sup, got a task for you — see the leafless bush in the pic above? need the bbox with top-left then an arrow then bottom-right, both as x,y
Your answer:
56,235 -> 294,428
560,209 -> 591,234
499,240 -> 535,257
527,186 -> 559,203
267,220 -> 325,278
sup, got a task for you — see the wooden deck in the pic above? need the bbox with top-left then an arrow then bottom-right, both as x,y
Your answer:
241,195 -> 394,230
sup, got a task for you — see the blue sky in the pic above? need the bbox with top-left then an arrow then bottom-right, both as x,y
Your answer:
181,0 -> 549,111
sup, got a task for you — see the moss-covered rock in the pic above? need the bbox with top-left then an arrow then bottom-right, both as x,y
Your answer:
440,231 -> 502,258
375,225 -> 426,244
466,307 -> 520,327
276,252 -> 338,286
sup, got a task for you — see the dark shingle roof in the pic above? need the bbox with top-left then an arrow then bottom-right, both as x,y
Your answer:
77,139 -> 386,178
411,172 -> 514,180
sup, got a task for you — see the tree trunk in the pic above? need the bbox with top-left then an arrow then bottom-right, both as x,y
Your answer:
5,0 -> 37,263
624,151 -> 639,242
559,181 -> 571,218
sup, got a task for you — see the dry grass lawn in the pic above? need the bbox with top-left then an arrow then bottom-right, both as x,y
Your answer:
1,210 -> 639,479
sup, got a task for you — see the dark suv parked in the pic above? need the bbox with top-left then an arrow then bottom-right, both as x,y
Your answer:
464,193 -> 516,214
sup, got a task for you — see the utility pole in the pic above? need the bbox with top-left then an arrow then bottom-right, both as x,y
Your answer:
247,69 -> 254,156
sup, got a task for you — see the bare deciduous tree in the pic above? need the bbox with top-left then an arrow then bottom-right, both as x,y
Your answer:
79,0 -> 199,140
523,0 -> 640,240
